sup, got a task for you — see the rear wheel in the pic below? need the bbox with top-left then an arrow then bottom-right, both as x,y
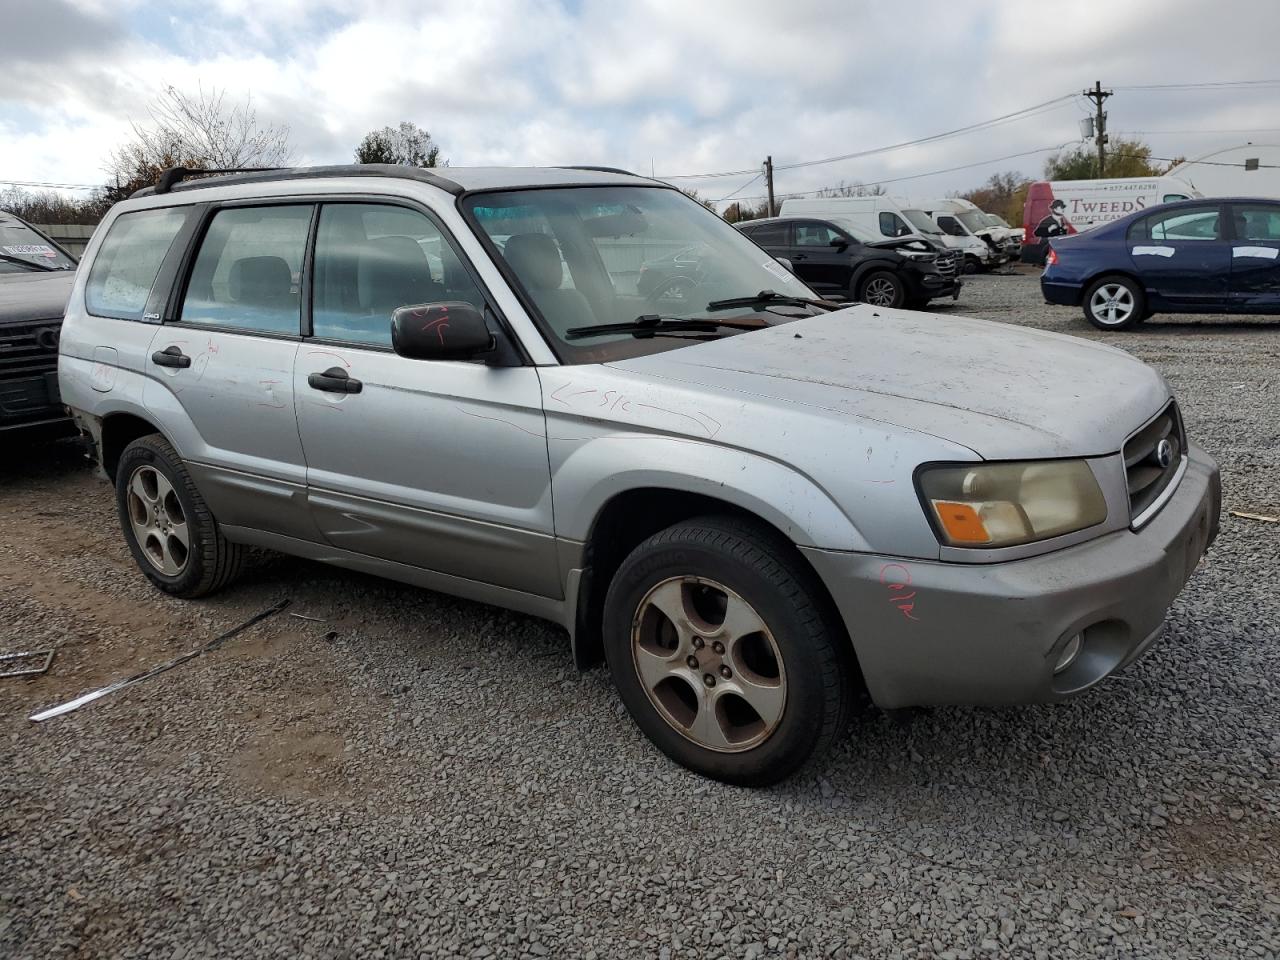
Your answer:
116,434 -> 245,598
602,516 -> 854,786
1083,275 -> 1146,331
857,270 -> 906,308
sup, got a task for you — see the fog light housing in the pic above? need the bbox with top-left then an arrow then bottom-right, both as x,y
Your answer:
1054,633 -> 1083,674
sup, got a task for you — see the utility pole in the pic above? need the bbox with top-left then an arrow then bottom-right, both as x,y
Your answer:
1083,80 -> 1112,177
763,155 -> 776,217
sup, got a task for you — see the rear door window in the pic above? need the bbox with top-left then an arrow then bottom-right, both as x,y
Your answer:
85,209 -> 189,320
179,205 -> 312,334
1141,207 -> 1222,242
745,222 -> 790,246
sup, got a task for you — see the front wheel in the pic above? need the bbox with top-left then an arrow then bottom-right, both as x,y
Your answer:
857,270 -> 906,308
1083,275 -> 1146,331
602,516 -> 854,786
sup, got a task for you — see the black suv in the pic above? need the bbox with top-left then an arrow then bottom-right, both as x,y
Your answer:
1,213 -> 78,441
736,217 -> 961,308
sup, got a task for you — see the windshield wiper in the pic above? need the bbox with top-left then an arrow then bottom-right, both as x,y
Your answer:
705,289 -> 839,312
565,314 -> 767,341
0,253 -> 58,272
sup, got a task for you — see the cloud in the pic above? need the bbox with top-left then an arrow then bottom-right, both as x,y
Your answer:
2,0 -> 1279,204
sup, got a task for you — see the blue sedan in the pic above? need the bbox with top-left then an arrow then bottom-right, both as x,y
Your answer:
1041,198 -> 1280,330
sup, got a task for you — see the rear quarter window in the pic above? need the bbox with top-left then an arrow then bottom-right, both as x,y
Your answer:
85,208 -> 189,321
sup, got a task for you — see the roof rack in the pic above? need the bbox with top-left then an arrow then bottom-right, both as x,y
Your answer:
557,165 -> 638,177
152,166 -> 278,195
132,164 -> 465,199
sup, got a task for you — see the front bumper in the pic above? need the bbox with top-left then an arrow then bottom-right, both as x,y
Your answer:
0,369 -> 71,436
915,273 -> 962,301
802,445 -> 1221,709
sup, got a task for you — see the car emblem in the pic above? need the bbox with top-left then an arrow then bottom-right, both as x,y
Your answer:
35,326 -> 60,351
1155,438 -> 1174,469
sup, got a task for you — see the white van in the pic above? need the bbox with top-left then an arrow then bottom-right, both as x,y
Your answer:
778,196 -> 992,271
919,198 -> 1013,266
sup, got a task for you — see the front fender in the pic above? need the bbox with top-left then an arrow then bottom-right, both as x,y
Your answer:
550,433 -> 872,552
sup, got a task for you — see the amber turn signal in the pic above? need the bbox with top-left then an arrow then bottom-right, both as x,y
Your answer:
931,501 -> 991,544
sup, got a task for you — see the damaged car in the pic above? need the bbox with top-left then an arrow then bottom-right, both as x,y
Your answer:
1,212 -> 78,442
59,165 -> 1220,785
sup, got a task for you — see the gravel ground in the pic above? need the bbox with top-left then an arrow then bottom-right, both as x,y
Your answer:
2,270 -> 1278,959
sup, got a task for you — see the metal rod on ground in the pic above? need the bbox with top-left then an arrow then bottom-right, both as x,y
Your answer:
28,598 -> 291,722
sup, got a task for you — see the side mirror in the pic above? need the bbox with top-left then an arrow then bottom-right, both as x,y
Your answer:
391,301 -> 494,361
773,256 -> 795,274
828,237 -> 849,251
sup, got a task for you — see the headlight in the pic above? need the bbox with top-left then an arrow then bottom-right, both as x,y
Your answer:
918,460 -> 1107,548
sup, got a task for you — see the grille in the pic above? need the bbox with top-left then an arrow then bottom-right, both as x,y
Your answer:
0,319 -> 60,379
933,251 -> 960,278
1123,400 -> 1185,524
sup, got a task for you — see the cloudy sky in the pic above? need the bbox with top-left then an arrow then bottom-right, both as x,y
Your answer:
5,0 -> 1280,207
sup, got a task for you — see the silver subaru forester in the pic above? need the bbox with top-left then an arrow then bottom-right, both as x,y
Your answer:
58,165 -> 1221,785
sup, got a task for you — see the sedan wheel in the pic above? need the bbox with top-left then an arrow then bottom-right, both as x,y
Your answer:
1082,275 -> 1147,331
632,576 -> 786,752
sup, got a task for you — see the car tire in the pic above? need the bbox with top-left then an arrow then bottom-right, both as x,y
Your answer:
962,256 -> 981,275
856,270 -> 906,308
602,515 -> 855,786
1082,274 -> 1147,331
115,434 -> 246,598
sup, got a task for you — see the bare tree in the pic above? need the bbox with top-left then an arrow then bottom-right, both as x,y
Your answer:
814,180 -> 886,198
355,122 -> 443,167
108,84 -> 293,190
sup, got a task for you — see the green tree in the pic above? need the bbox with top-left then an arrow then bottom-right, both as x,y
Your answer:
355,122 -> 443,167
1044,138 -> 1176,180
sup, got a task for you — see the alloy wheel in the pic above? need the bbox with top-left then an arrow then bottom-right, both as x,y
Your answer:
1089,283 -> 1136,326
864,277 -> 898,306
125,465 -> 190,576
630,576 -> 786,753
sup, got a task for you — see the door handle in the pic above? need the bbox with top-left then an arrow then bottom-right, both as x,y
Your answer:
151,345 -> 191,368
308,366 -> 363,394
791,253 -> 809,260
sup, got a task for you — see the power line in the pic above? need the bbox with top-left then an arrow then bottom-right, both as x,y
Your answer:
1113,79 -> 1280,91
775,96 -> 1078,172
1114,128 -> 1280,136
658,93 -> 1079,179
0,178 -> 101,191
714,142 -> 1076,206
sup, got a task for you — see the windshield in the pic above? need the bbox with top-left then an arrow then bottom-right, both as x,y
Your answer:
902,209 -> 943,235
465,186 -> 821,363
957,211 -> 988,233
0,217 -> 77,273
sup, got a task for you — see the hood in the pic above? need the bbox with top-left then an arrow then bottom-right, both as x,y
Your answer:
611,305 -> 1169,460
0,271 -> 75,324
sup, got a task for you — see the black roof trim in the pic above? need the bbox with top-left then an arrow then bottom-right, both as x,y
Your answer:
132,164 -> 465,199
556,165 -> 637,176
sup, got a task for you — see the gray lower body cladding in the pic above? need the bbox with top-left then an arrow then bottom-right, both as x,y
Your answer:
802,445 -> 1221,709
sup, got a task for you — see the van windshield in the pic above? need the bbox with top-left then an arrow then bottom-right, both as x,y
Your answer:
464,186 -> 824,364
902,210 -> 944,235
957,211 -> 989,233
